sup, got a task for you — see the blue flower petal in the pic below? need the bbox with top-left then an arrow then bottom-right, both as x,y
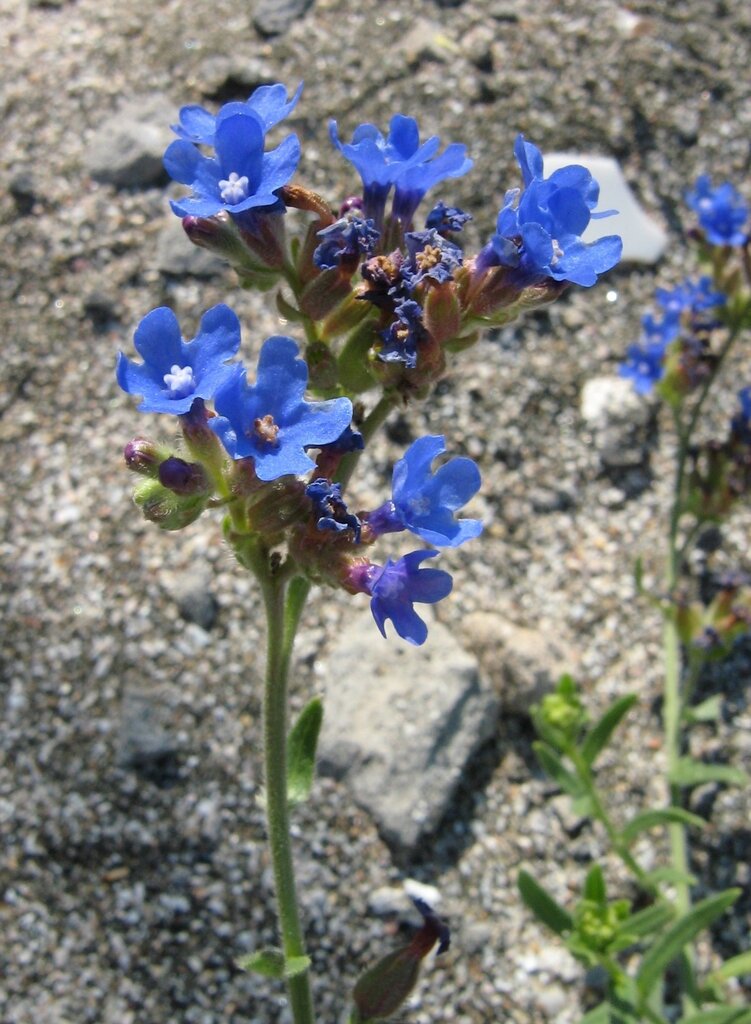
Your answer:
172,105 -> 216,144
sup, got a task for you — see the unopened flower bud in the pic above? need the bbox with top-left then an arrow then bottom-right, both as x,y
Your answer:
423,281 -> 461,346
124,437 -> 172,477
299,267 -> 354,320
158,456 -> 211,496
352,898 -> 449,1022
133,478 -> 209,531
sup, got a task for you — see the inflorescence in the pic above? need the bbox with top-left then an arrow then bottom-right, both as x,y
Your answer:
117,81 -> 627,644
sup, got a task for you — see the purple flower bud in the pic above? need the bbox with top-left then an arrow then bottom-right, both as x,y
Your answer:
158,456 -> 210,496
124,437 -> 172,477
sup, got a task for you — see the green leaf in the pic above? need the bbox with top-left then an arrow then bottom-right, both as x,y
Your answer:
636,890 -> 741,999
284,955 -> 312,979
533,741 -> 586,799
684,695 -> 723,724
669,758 -> 748,788
709,951 -> 751,983
617,902 -> 675,939
579,1002 -> 611,1024
620,808 -> 706,845
287,698 -> 324,807
518,870 -> 573,936
581,695 -> 638,766
583,864 -> 607,905
679,1009 -> 751,1024
236,948 -> 311,980
237,947 -> 286,978
644,866 -> 698,888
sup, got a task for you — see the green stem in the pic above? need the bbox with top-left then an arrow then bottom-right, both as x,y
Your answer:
257,560 -> 315,1024
568,747 -> 655,894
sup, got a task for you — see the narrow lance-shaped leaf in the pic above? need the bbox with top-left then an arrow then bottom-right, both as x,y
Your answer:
669,758 -> 748,789
708,950 -> 751,984
616,902 -> 675,939
533,741 -> 587,800
636,890 -> 741,999
518,870 -> 573,936
620,807 -> 706,846
287,697 -> 324,806
678,1009 -> 751,1024
581,694 -> 638,766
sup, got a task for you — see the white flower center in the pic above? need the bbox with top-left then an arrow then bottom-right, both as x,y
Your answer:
163,364 -> 196,398
550,238 -> 564,265
219,172 -> 250,204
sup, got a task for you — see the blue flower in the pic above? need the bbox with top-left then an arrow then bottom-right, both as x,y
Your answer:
171,82 -> 303,145
164,108 -> 300,218
367,435 -> 482,547
313,214 -> 380,270
116,305 -> 241,414
478,135 -> 622,287
306,478 -> 362,541
209,336 -> 353,481
425,201 -> 472,234
686,175 -> 748,246
619,341 -> 666,395
378,299 -> 426,368
403,229 -> 463,289
366,550 -> 453,645
655,276 -> 726,317
329,115 -> 472,226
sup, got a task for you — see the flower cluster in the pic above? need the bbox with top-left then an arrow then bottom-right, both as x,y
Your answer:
619,275 -> 726,396
120,81 -> 626,647
117,306 -> 482,644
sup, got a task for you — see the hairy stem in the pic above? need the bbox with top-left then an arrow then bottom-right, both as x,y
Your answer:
258,560 -> 315,1024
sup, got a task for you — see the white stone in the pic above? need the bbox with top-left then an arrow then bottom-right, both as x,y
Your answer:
543,153 -> 668,264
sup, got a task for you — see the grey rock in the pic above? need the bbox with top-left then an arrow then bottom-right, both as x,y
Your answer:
163,568 -> 219,631
318,612 -> 499,854
86,95 -> 174,188
193,56 -> 273,97
117,689 -> 177,770
397,20 -> 457,67
581,374 -> 657,470
461,612 -> 577,715
156,212 -> 225,278
253,0 -> 315,36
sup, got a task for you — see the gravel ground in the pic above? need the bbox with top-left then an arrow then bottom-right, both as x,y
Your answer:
1,1 -> 750,1022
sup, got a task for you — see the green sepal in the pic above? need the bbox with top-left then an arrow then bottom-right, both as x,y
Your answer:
668,758 -> 748,788
276,290 -> 307,323
236,947 -> 311,980
581,694 -> 638,767
287,697 -> 324,807
620,807 -> 706,846
338,319 -> 378,393
517,869 -> 573,935
636,890 -> 741,999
